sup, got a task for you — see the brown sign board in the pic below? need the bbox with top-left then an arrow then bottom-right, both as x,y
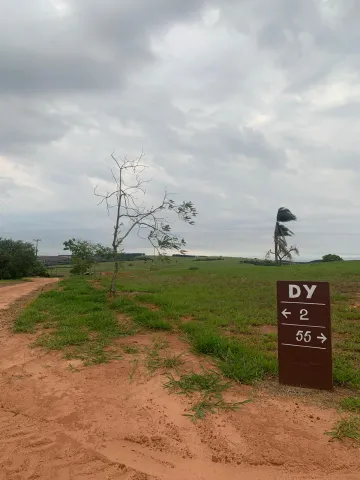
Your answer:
277,281 -> 332,391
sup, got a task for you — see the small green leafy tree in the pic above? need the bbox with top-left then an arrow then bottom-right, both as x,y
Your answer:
94,152 -> 197,295
273,207 -> 297,265
0,237 -> 46,279
63,239 -> 111,275
322,254 -> 343,262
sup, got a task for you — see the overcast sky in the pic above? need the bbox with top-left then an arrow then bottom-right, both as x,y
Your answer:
0,0 -> 359,260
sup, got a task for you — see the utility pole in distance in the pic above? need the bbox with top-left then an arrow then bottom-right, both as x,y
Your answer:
33,238 -> 42,258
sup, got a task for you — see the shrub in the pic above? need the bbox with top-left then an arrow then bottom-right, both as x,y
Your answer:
0,238 -> 43,279
322,254 -> 343,262
31,260 -> 50,277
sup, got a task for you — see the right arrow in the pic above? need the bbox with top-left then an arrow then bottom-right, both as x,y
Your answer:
281,308 -> 291,319
317,333 -> 327,344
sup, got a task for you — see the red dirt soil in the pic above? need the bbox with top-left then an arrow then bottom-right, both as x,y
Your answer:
0,278 -> 59,311
0,280 -> 359,480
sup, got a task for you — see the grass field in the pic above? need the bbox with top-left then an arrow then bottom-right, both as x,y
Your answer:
15,257 -> 360,389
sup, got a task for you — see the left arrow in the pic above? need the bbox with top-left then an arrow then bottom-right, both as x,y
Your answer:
282,309 -> 291,319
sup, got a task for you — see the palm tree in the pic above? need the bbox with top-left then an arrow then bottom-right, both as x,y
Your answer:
274,207 -> 297,264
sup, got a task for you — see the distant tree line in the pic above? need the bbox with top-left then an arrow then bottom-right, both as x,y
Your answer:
39,256 -> 71,267
194,256 -> 224,262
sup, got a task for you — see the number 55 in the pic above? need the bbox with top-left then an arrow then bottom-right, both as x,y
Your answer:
296,330 -> 311,343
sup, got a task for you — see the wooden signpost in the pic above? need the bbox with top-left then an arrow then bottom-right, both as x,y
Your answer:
277,281 -> 332,391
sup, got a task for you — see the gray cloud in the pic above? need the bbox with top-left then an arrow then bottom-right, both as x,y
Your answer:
0,98 -> 72,155
0,0 -> 359,260
322,101 -> 360,117
0,48 -> 123,95
0,0 -> 209,97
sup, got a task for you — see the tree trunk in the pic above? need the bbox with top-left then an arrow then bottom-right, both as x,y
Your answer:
109,167 -> 122,296
274,222 -> 279,265
110,246 -> 118,296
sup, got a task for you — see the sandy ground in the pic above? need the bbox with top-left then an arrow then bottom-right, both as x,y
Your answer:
0,279 -> 359,480
0,278 -> 59,310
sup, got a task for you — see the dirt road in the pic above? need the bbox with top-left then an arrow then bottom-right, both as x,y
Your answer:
0,278 -> 59,310
0,280 -> 359,480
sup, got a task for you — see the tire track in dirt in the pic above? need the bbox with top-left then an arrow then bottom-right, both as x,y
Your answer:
0,406 -> 155,480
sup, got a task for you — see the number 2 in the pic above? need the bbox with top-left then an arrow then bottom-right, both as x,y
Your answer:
300,309 -> 309,321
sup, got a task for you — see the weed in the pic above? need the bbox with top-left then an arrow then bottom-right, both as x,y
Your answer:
164,369 -> 230,396
153,338 -> 169,350
161,354 -> 185,370
129,358 -> 139,382
325,416 -> 360,444
122,345 -> 140,354
147,352 -> 185,374
67,363 -> 80,373
64,341 -> 122,366
340,397 -> 360,413
145,339 -> 184,374
165,369 -> 251,421
184,394 -> 250,422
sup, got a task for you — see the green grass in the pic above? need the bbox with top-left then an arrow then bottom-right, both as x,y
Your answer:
19,257 -> 360,389
110,296 -> 172,330
181,323 -> 277,383
340,396 -> 360,413
98,257 -> 360,389
325,416 -> 360,444
333,356 -> 360,389
14,277 -> 136,364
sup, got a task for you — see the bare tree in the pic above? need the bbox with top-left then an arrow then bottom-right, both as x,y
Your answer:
94,152 -> 197,295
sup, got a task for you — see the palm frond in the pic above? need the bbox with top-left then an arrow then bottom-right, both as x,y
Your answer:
277,207 -> 297,223
277,224 -> 294,237
277,236 -> 288,252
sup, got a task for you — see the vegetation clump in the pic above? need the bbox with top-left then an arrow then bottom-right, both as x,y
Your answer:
0,237 -> 48,279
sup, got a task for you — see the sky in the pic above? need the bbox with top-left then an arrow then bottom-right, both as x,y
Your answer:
0,0 -> 360,260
